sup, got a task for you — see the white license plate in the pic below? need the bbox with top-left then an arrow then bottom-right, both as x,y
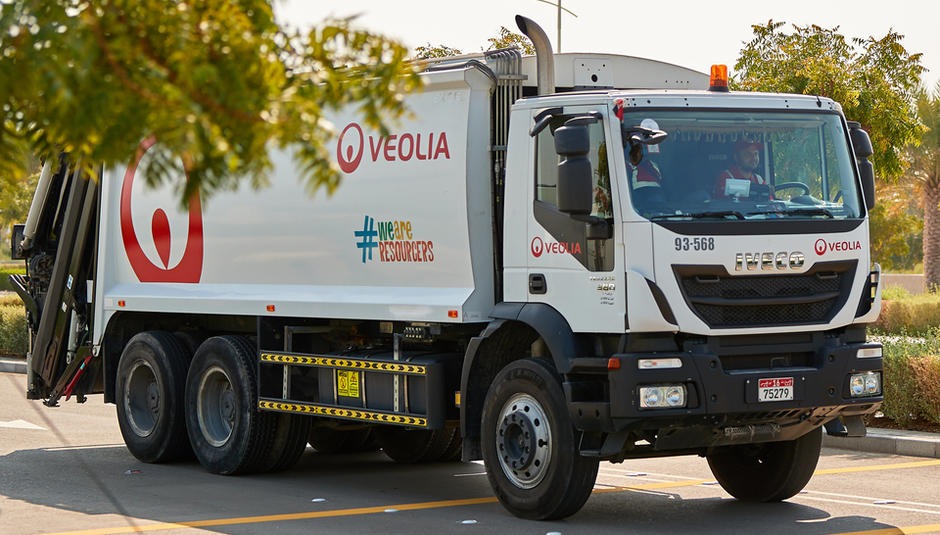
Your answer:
758,377 -> 794,402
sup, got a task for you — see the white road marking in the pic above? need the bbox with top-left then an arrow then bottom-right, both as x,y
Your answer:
0,419 -> 46,430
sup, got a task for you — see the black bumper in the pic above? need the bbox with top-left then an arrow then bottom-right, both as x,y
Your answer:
566,340 -> 883,453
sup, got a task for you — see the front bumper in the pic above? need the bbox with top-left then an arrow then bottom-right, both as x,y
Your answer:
566,340 -> 882,453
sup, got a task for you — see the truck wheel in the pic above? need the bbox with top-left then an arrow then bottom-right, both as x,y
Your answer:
481,358 -> 599,520
115,331 -> 192,463
374,427 -> 454,463
440,427 -> 463,462
706,426 -> 823,502
185,335 -> 275,475
258,413 -> 312,472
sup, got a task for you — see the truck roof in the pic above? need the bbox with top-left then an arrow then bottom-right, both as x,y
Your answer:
424,51 -> 708,91
512,88 -> 844,113
520,52 -> 708,91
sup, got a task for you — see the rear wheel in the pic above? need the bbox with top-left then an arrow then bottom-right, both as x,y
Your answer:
481,358 -> 599,520
185,335 -> 275,475
374,426 -> 455,463
115,331 -> 191,463
706,426 -> 823,502
258,413 -> 312,472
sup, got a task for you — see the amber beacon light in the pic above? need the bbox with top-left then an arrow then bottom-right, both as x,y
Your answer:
709,64 -> 729,92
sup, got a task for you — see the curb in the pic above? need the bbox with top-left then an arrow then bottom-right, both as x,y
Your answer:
824,427 -> 940,459
2,356 -> 937,459
0,357 -> 26,374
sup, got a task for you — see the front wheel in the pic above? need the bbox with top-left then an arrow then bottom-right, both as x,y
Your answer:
706,426 -> 823,502
481,359 -> 599,520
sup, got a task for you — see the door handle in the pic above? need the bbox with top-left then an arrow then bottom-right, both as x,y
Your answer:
529,273 -> 547,295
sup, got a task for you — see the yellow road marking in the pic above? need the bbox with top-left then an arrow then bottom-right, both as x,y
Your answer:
41,459 -> 940,535
814,459 -> 940,475
832,525 -> 940,535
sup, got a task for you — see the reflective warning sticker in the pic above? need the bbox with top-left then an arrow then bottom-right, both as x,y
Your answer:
337,370 -> 361,398
260,352 -> 427,375
258,399 -> 427,427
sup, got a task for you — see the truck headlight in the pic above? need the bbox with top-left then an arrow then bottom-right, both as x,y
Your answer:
849,372 -> 881,397
639,385 -> 687,409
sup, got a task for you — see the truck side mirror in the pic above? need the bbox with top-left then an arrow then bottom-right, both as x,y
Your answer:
847,121 -> 875,210
554,121 -> 593,215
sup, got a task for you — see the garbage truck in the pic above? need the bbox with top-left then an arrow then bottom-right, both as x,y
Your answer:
9,15 -> 883,520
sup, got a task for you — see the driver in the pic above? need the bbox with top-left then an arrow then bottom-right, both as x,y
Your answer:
714,139 -> 766,198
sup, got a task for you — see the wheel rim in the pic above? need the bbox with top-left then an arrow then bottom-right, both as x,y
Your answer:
124,360 -> 160,438
197,365 -> 237,447
495,393 -> 552,489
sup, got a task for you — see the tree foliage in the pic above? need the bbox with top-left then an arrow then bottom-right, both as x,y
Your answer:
733,20 -> 925,180
413,26 -> 533,60
0,1 -> 423,204
414,43 -> 463,59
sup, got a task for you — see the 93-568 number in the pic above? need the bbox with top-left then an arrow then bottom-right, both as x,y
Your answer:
674,237 -> 715,251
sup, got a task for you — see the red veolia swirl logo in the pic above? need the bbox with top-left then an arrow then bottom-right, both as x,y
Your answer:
814,238 -> 828,256
531,236 -> 544,258
336,122 -> 365,173
120,138 -> 204,283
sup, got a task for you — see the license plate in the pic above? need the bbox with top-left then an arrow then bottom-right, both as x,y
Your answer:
758,377 -> 794,402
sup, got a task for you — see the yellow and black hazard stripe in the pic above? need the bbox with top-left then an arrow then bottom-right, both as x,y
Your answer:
260,352 -> 427,375
258,399 -> 428,427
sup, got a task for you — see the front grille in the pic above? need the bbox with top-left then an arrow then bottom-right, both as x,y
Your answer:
674,260 -> 857,328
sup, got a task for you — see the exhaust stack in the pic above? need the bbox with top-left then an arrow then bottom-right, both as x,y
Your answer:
515,15 -> 555,96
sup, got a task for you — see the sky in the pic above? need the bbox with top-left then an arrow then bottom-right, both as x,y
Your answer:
276,0 -> 940,90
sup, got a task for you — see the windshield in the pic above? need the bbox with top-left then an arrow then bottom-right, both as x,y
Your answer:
619,110 -> 862,221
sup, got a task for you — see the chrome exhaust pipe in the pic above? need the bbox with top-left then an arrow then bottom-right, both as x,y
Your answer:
515,15 -> 555,96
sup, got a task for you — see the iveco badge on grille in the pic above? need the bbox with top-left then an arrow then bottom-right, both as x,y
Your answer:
734,251 -> 806,271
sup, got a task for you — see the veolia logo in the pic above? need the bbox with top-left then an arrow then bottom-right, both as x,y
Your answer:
531,236 -> 545,258
336,122 -> 365,174
120,138 -> 204,283
335,121 -> 452,175
814,238 -> 828,256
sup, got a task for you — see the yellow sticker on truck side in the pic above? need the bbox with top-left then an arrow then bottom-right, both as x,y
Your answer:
337,370 -> 361,398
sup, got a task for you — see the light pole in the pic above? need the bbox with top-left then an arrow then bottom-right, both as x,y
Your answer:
533,0 -> 577,53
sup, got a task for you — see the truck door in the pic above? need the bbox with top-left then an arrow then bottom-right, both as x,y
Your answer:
525,107 -> 625,333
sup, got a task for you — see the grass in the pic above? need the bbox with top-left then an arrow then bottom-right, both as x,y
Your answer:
0,262 -> 26,293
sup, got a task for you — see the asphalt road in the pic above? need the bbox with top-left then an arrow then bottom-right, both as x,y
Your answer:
2,370 -> 940,535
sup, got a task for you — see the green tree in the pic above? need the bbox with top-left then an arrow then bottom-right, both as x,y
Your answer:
486,26 -> 535,55
911,85 -> 940,288
414,43 -> 463,59
413,26 -> 533,60
733,21 -> 925,179
733,21 -> 926,267
0,1 -> 422,204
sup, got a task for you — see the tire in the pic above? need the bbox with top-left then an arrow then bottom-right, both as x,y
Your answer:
374,426 -> 455,463
481,358 -> 599,520
258,413 -> 312,472
115,331 -> 192,463
185,335 -> 276,475
706,426 -> 823,502
439,427 -> 463,462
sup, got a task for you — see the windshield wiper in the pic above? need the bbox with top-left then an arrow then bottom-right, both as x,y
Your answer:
747,208 -> 835,219
651,210 -> 745,221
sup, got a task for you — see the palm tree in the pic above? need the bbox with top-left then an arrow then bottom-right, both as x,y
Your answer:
912,84 -> 940,290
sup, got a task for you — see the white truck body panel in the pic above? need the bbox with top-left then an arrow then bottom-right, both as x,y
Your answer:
93,66 -> 497,346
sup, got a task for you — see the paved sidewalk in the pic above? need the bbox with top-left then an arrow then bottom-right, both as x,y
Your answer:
2,355 -> 938,459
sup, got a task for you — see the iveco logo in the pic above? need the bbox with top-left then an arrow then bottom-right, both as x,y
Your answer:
734,251 -> 806,271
